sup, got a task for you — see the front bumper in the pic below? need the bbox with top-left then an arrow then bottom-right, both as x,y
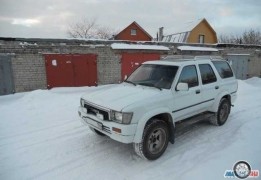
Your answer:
78,107 -> 137,144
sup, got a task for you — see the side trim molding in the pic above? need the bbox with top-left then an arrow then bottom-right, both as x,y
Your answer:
172,98 -> 215,113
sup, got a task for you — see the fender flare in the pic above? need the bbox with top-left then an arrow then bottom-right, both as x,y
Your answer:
210,91 -> 231,112
133,108 -> 175,143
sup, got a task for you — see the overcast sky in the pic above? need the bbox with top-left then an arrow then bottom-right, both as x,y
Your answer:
0,0 -> 260,39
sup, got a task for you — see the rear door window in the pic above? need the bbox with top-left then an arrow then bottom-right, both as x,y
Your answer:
199,64 -> 217,84
212,61 -> 234,78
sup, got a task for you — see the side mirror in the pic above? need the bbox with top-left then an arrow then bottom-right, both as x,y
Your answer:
176,82 -> 189,91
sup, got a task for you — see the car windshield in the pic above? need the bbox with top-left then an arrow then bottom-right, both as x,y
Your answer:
126,64 -> 179,89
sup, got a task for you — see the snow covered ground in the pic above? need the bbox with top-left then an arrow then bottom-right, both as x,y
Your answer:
0,78 -> 261,180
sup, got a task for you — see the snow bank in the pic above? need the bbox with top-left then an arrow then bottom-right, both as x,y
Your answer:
244,77 -> 261,87
49,86 -> 91,93
0,78 -> 261,180
111,43 -> 169,51
178,45 -> 219,52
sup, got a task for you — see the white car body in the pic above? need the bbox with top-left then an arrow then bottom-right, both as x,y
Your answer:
78,59 -> 238,144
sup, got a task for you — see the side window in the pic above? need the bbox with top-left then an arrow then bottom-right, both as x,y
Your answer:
199,64 -> 217,84
212,61 -> 234,78
178,65 -> 198,88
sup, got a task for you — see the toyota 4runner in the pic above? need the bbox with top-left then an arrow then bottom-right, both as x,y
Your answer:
78,58 -> 237,160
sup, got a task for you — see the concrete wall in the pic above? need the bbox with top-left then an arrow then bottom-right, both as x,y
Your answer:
0,38 -> 260,93
219,46 -> 261,78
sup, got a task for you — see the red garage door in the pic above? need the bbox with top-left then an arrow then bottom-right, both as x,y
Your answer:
121,53 -> 160,80
44,54 -> 97,89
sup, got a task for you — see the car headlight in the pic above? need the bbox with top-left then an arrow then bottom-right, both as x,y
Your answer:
111,111 -> 133,124
80,98 -> 85,107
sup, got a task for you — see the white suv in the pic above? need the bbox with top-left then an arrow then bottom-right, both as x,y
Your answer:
78,59 -> 237,160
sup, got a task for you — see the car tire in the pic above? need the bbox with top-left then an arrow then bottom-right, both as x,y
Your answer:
134,119 -> 169,160
210,98 -> 231,126
89,127 -> 106,136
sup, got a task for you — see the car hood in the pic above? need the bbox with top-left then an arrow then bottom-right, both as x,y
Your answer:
81,83 -> 162,111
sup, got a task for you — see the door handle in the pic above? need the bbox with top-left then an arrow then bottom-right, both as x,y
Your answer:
195,90 -> 201,94
215,86 -> 219,89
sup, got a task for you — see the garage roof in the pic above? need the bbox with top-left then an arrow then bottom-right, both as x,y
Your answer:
111,43 -> 169,51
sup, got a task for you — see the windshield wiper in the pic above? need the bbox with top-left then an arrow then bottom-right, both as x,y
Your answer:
138,82 -> 162,91
124,80 -> 136,86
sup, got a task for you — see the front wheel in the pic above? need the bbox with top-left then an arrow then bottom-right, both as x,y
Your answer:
134,119 -> 169,160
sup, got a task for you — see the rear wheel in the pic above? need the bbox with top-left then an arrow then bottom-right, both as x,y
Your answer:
210,98 -> 231,126
134,119 -> 169,160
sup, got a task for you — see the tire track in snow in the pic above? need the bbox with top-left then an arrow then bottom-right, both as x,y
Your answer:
0,120 -> 76,140
0,127 -> 86,152
25,138 -> 133,180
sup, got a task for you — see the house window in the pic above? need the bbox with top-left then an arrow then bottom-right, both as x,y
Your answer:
199,35 -> 205,43
131,29 -> 137,36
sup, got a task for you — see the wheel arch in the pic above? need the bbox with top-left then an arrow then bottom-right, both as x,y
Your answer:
133,109 -> 175,144
210,91 -> 231,112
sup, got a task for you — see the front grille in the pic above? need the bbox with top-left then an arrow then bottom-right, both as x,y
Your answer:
102,125 -> 111,134
84,103 -> 110,120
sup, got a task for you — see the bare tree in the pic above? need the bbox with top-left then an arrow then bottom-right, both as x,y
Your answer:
218,29 -> 261,45
219,34 -> 242,44
242,29 -> 261,45
67,18 -> 115,39
96,26 -> 116,39
219,34 -> 233,43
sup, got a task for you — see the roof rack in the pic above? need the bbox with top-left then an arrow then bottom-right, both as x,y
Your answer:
194,56 -> 224,60
163,55 -> 225,62
163,55 -> 194,61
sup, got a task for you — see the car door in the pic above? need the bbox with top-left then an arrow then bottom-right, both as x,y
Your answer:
198,63 -> 219,110
172,65 -> 202,121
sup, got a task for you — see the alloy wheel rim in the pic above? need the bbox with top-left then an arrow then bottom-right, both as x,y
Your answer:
147,128 -> 166,154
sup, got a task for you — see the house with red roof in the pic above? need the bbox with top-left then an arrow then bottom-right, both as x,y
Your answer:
113,21 -> 152,41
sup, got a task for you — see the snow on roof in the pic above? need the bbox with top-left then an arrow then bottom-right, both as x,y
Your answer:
178,45 -> 219,52
111,43 -> 169,51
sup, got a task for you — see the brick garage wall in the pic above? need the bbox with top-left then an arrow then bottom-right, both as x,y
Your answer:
11,53 -> 47,92
0,43 -> 122,92
0,38 -> 260,93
